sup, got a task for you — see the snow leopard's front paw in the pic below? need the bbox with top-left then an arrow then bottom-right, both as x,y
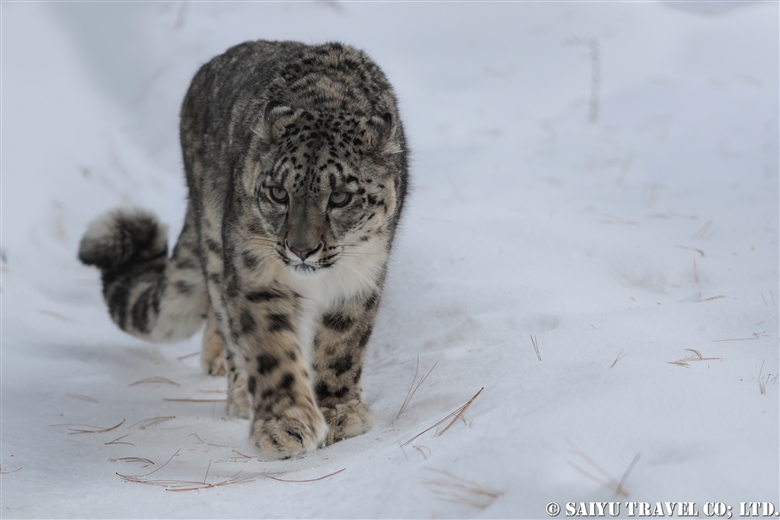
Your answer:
251,405 -> 328,459
321,400 -> 373,446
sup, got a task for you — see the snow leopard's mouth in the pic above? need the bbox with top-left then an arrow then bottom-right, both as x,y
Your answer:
275,245 -> 338,276
293,263 -> 317,274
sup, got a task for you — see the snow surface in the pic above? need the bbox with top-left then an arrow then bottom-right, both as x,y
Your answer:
2,2 -> 778,518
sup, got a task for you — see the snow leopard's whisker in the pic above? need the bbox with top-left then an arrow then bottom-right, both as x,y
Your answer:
335,260 -> 379,290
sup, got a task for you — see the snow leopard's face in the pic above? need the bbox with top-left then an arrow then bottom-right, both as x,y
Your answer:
246,108 -> 399,276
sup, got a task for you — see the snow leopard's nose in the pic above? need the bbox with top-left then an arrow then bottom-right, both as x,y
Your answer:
286,240 -> 322,261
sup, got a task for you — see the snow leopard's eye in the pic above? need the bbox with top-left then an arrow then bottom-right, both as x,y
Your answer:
268,187 -> 288,204
329,192 -> 351,208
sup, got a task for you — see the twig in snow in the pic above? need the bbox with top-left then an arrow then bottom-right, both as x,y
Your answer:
530,335 -> 541,361
266,468 -> 346,483
129,376 -> 179,386
177,351 -> 199,361
610,349 -> 629,368
424,468 -> 503,510
397,356 -> 438,419
401,387 -> 484,447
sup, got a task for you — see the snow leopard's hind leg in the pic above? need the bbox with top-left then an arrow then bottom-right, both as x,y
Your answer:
78,205 -> 208,343
201,309 -> 226,375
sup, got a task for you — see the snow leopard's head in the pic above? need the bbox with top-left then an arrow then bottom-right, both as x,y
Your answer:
244,105 -> 407,277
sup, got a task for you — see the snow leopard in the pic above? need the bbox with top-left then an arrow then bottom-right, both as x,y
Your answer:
78,41 -> 409,458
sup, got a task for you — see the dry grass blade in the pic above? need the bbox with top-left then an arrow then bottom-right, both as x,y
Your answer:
164,398 -> 226,403
614,453 -> 640,498
530,335 -> 541,361
694,294 -> 725,302
435,387 -> 483,437
424,468 -> 502,510
610,348 -> 629,368
668,348 -> 723,367
39,309 -> 73,322
598,213 -> 638,226
713,331 -> 768,343
392,423 -> 409,462
66,393 -> 98,402
413,445 -> 431,460
130,416 -> 176,430
60,419 -> 125,435
167,471 -> 256,492
397,356 -> 438,419
757,359 -> 777,395
129,377 -> 179,386
177,351 -> 199,361
266,468 -> 346,482
566,439 -> 632,497
105,434 -> 134,446
109,457 -> 154,464
0,466 -> 23,474
694,219 -> 716,240
118,469 -> 255,492
675,245 -> 705,256
401,387 -> 484,448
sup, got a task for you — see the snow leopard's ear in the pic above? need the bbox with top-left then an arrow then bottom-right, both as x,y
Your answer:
359,112 -> 401,159
255,101 -> 297,144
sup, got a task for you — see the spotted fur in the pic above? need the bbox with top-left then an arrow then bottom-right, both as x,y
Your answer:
78,41 -> 408,459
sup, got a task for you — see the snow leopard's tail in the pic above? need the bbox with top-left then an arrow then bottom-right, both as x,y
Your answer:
78,206 -> 208,343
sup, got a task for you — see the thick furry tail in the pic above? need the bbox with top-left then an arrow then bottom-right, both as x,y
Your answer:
78,206 -> 208,343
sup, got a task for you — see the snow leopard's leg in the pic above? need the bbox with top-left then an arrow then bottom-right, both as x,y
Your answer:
312,291 -> 379,445
195,208 -> 252,418
78,205 -> 208,342
221,281 -> 328,458
201,308 -> 226,376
